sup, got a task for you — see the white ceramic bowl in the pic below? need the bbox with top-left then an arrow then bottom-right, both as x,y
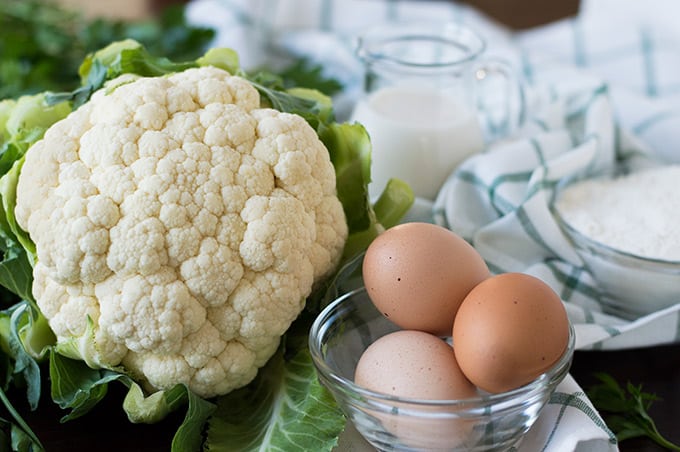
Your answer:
552,172 -> 680,319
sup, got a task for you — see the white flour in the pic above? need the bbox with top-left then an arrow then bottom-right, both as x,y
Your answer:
554,165 -> 680,261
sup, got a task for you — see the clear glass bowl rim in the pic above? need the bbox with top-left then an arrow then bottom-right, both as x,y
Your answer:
309,287 -> 575,409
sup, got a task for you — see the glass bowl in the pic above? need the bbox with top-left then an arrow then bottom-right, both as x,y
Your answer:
552,172 -> 680,320
309,287 -> 575,452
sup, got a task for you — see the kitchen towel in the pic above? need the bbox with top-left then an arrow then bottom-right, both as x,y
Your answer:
435,4 -> 680,351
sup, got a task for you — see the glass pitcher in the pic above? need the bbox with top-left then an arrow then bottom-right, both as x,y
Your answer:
350,22 -> 524,200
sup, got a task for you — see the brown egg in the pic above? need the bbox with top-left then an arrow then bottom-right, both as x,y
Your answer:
354,330 -> 478,449
362,222 -> 489,336
452,272 -> 570,394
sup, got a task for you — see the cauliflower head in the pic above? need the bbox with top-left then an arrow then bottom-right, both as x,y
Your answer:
14,66 -> 348,398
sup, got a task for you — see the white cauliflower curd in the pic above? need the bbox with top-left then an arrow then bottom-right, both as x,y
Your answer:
14,66 -> 348,398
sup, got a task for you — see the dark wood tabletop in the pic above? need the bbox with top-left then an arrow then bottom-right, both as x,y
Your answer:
10,342 -> 680,451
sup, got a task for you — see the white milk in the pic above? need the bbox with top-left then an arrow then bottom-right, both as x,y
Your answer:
351,85 -> 485,200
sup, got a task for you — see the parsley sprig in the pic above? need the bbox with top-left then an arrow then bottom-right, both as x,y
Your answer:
587,372 -> 680,450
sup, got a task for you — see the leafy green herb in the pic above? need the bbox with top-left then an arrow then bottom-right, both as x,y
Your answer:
0,0 -> 214,100
587,372 -> 680,450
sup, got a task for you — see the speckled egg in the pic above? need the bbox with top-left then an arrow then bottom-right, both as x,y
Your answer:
354,329 -> 477,400
362,222 -> 489,336
353,329 -> 479,448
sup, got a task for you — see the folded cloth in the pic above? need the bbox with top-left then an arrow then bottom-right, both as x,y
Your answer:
517,375 -> 617,452
184,1 -> 680,450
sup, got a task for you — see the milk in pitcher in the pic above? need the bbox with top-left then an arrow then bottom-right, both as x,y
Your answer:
352,85 -> 485,200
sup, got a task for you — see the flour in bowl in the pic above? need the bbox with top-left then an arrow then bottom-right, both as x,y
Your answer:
554,165 -> 680,261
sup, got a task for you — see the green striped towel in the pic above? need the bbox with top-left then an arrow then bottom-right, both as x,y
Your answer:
435,9 -> 680,351
433,83 -> 680,350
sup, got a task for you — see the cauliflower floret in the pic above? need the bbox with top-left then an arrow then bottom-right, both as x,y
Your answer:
15,66 -> 348,398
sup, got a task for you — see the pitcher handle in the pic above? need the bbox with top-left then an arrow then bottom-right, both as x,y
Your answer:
473,58 -> 526,143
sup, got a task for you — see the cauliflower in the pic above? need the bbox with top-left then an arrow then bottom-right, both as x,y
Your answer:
14,65 -> 348,398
